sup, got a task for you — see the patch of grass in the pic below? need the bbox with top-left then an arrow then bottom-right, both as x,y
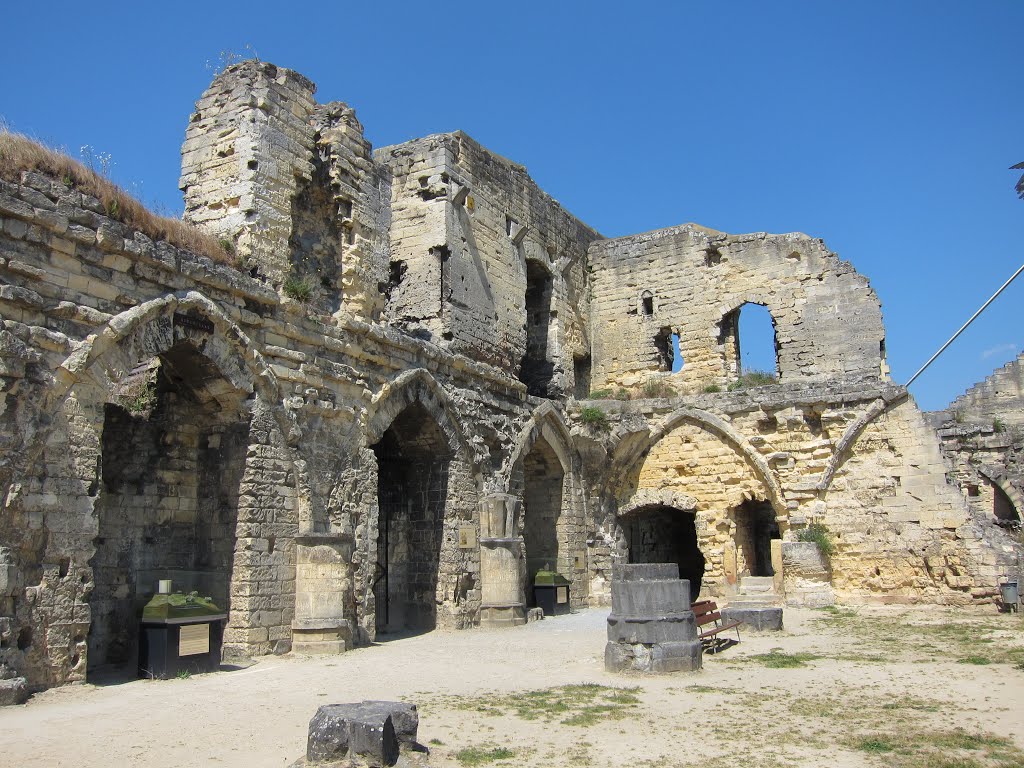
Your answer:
450,684 -> 641,727
579,406 -> 610,432
0,129 -> 235,267
428,738 -> 444,746
727,369 -> 777,390
745,649 -> 821,668
282,274 -> 314,302
455,746 -> 515,766
856,737 -> 895,753
175,669 -> 191,680
957,655 -> 992,665
587,389 -> 613,399
641,379 -> 675,399
702,383 -> 722,393
845,728 -> 1022,768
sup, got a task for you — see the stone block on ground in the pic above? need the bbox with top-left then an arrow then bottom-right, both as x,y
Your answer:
0,677 -> 27,706
721,606 -> 783,632
306,700 -> 418,766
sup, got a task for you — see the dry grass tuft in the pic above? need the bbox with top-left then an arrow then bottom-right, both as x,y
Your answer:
0,130 -> 236,267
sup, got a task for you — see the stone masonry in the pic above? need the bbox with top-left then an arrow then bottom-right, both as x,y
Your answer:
0,59 -> 1020,694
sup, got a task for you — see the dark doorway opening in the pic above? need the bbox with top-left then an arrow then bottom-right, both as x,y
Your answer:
734,499 -> 780,577
623,506 -> 705,600
371,402 -> 450,635
521,436 -> 564,607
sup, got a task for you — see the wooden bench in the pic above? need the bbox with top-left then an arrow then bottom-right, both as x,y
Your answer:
691,600 -> 742,653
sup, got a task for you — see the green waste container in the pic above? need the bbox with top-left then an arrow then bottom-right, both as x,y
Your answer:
533,570 -> 571,616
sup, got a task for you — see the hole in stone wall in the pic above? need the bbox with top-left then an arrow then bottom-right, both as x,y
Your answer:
704,247 -> 722,267
247,160 -> 258,170
967,484 -> 980,497
641,291 -> 654,317
721,303 -> 779,382
58,557 -> 70,579
268,535 -> 276,555
994,484 -> 1020,523
17,627 -> 32,650
654,327 -> 683,372
339,199 -> 353,219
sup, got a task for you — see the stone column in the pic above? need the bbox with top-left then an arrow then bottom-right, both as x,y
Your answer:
605,563 -> 702,673
292,535 -> 355,653
478,494 -> 526,627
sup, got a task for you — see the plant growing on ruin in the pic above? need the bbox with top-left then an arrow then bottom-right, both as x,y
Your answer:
641,379 -> 675,399
283,275 -> 314,303
117,378 -> 158,417
587,389 -> 613,400
728,370 -> 778,391
992,417 -> 1006,433
0,130 -> 237,267
798,522 -> 835,559
703,383 -> 722,393
579,406 -> 610,432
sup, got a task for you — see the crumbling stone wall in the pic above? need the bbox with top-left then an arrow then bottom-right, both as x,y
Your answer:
588,225 -> 887,391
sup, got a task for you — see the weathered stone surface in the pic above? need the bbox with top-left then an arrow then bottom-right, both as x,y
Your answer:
721,606 -> 783,632
306,701 -> 417,765
0,676 -> 27,706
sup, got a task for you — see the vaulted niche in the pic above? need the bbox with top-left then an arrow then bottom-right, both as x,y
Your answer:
733,499 -> 780,577
719,303 -> 779,382
622,506 -> 705,600
89,342 -> 251,674
519,435 -> 564,606
519,260 -> 554,397
993,484 -> 1020,525
371,402 -> 450,634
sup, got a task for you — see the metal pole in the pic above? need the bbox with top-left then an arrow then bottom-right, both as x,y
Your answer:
906,263 -> 1024,387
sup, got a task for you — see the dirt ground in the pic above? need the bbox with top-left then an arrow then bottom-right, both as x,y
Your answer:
2,605 -> 1023,768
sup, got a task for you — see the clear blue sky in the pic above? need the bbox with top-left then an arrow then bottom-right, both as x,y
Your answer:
3,1 -> 1021,411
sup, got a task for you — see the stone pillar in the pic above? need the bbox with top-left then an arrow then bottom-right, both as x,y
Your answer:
478,494 -> 526,627
292,536 -> 355,654
605,563 -> 702,673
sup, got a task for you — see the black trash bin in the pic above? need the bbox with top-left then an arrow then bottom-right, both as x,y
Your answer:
533,570 -> 571,616
138,592 -> 227,678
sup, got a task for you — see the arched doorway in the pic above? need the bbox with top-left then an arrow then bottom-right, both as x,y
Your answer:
370,401 -> 451,634
622,505 -> 705,600
88,341 -> 251,674
519,435 -> 564,605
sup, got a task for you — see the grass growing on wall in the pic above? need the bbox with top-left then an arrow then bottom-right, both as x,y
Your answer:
0,130 -> 235,267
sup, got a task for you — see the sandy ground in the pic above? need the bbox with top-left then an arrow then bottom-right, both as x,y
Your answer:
1,606 -> 1023,768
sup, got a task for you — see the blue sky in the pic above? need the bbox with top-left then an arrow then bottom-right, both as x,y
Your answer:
2,1 -> 1021,410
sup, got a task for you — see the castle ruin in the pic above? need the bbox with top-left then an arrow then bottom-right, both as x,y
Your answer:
0,61 -> 1019,694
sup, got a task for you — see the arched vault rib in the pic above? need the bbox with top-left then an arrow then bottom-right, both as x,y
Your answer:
608,405 -> 787,517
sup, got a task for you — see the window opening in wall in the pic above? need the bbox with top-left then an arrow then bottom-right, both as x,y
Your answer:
721,303 -> 779,382
967,484 -> 980,498
519,260 -> 555,397
654,328 -> 684,373
641,291 -> 654,317
622,505 -> 705,600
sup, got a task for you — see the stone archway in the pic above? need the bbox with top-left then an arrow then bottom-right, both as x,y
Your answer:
363,369 -> 479,636
13,294 -> 296,685
621,504 -> 706,600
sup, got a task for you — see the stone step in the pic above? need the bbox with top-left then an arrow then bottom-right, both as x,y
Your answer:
738,576 -> 775,593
